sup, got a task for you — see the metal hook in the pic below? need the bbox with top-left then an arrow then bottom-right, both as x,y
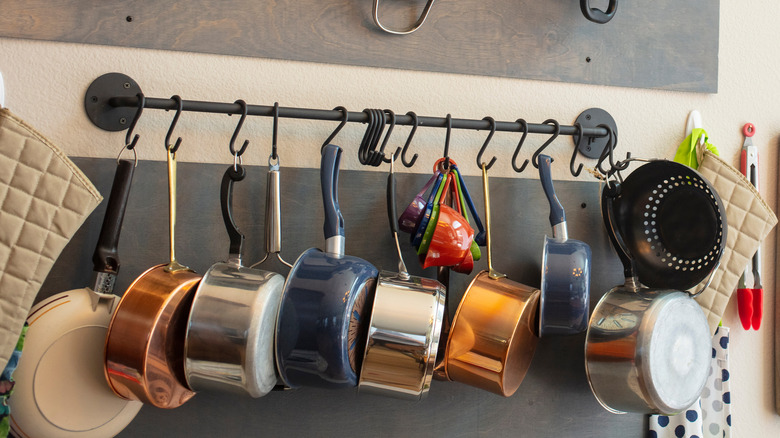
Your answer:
229,99 -> 250,157
380,109 -> 401,163
512,118 -> 530,172
476,116 -> 498,170
401,111 -> 419,168
443,114 -> 452,170
321,106 -> 349,153
358,108 -> 379,165
125,92 -> 145,150
165,95 -> 184,153
596,124 -> 629,176
366,109 -> 386,166
358,109 -> 376,165
569,122 -> 585,177
271,102 -> 279,164
532,119 -> 560,168
358,109 -> 385,166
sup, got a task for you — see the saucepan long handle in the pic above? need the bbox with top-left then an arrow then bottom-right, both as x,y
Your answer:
322,144 -> 345,256
220,164 -> 246,264
538,155 -> 567,240
92,159 -> 135,293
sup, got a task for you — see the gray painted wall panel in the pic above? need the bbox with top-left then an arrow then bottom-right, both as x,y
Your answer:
0,1 -> 718,92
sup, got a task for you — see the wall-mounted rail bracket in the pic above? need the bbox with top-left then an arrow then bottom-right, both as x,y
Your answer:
573,108 -> 618,159
85,72 -> 142,132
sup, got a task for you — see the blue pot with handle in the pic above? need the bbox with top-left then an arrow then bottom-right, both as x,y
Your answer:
538,155 -> 591,336
275,144 -> 379,388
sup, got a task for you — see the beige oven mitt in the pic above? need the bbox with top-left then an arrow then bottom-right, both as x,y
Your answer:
696,149 -> 776,333
0,108 -> 102,370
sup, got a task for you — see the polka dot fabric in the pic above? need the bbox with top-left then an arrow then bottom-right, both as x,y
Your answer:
649,327 -> 731,438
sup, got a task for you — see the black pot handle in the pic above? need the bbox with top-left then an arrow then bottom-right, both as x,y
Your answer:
580,0 -> 617,24
601,183 -> 637,280
386,166 -> 398,234
220,164 -> 247,261
92,159 -> 135,275
321,144 -> 345,255
538,155 -> 566,229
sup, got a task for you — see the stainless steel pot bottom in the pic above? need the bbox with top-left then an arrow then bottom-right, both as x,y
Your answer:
585,287 -> 711,414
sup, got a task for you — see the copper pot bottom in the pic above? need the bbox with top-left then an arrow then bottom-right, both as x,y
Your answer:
444,270 -> 540,396
104,264 -> 201,408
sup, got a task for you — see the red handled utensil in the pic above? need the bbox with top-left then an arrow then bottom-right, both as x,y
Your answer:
737,123 -> 763,330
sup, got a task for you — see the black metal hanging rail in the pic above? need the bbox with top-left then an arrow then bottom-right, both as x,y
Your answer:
85,73 -> 619,171
103,95 -> 613,138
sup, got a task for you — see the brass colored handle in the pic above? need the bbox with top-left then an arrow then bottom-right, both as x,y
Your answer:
165,149 -> 189,272
481,163 -> 505,280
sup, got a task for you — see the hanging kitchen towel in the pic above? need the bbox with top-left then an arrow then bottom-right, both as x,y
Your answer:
0,108 -> 102,370
649,326 -> 732,438
696,150 -> 776,333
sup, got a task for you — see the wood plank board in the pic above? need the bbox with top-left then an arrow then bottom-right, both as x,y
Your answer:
0,0 -> 718,92
38,157 -> 643,437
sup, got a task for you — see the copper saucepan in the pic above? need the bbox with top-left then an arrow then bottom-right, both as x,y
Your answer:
442,164 -> 540,396
104,145 -> 201,408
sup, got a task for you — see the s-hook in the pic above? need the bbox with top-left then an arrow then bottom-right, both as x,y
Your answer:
442,113 -> 452,170
401,111 -> 419,168
532,119 -> 560,168
512,119 -> 530,172
358,109 -> 385,167
476,116 -> 497,170
321,106 -> 349,153
595,124 -> 629,178
358,109 -> 377,165
229,99 -> 250,157
380,109 -> 401,164
165,95 -> 184,153
124,92 -> 144,151
365,109 -> 386,166
271,102 -> 279,163
569,122 -> 584,177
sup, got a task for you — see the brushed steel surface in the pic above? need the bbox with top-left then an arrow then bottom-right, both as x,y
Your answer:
585,286 -> 711,414
185,262 -> 284,397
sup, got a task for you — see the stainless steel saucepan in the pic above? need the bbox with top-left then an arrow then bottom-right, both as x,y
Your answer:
358,157 -> 446,400
184,163 -> 284,397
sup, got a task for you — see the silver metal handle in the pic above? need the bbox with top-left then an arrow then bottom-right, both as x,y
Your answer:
689,261 -> 720,298
373,0 -> 435,35
266,165 -> 282,255
251,161 -> 293,268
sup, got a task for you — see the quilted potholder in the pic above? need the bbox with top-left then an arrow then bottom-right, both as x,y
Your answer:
0,108 -> 102,370
696,150 -> 776,333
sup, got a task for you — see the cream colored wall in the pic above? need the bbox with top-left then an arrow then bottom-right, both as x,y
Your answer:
1,0 -> 779,435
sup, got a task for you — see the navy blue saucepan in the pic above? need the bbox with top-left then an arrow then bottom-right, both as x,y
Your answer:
275,144 -> 379,388
537,155 -> 591,336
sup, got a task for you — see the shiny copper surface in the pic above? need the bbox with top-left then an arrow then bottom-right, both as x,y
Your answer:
445,271 -> 540,397
104,264 -> 201,408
